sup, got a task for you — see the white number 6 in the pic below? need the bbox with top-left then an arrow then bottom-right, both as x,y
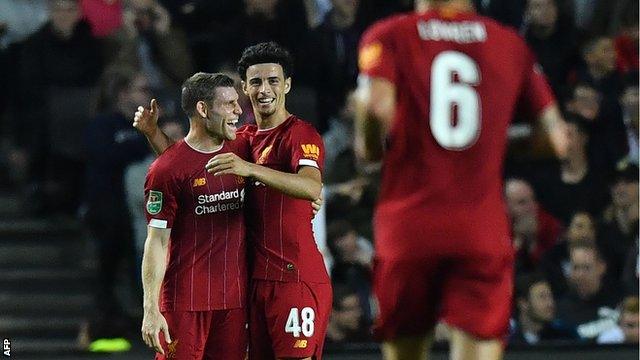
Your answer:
430,51 -> 482,150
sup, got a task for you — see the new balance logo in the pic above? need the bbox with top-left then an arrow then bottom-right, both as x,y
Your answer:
301,144 -> 320,160
193,177 -> 206,187
293,339 -> 308,349
166,339 -> 179,359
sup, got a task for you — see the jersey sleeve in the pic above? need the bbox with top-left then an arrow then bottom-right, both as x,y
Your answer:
519,47 -> 556,117
359,19 -> 398,84
144,160 -> 179,229
287,124 -> 325,173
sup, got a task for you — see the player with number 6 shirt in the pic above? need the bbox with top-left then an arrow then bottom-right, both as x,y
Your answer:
355,0 -> 568,359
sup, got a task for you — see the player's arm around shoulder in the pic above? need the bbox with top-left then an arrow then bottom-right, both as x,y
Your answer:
205,123 -> 323,201
205,152 -> 322,201
141,226 -> 172,355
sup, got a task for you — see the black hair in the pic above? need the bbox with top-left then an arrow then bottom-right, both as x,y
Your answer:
237,42 -> 294,81
181,72 -> 235,117
514,273 -> 548,301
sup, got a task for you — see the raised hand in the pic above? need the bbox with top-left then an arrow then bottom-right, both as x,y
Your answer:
133,98 -> 160,137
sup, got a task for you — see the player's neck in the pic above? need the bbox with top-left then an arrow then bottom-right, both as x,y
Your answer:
418,0 -> 474,14
255,107 -> 291,130
185,121 -> 223,152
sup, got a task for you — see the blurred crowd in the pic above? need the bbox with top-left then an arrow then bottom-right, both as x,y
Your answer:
0,0 -> 637,348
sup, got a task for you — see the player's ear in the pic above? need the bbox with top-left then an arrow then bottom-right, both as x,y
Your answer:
284,78 -> 291,94
196,101 -> 208,118
241,81 -> 249,96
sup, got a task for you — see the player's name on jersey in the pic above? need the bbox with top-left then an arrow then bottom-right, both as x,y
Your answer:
417,19 -> 487,44
195,189 -> 244,215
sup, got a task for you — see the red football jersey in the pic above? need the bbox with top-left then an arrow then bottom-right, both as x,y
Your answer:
144,138 -> 251,312
239,115 -> 330,283
359,10 -> 555,258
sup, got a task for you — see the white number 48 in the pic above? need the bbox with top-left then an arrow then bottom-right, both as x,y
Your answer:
285,307 -> 315,337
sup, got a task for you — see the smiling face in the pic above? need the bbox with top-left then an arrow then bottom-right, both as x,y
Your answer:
198,86 -> 242,141
242,63 -> 290,120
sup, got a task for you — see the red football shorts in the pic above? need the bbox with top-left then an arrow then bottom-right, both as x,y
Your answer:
155,309 -> 247,360
372,254 -> 513,341
249,280 -> 332,359
373,208 -> 514,341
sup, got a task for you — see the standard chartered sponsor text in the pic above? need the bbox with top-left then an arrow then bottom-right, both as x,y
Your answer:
195,189 -> 244,215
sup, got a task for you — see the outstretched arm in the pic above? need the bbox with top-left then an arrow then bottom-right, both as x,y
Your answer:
206,153 -> 322,201
133,98 -> 175,155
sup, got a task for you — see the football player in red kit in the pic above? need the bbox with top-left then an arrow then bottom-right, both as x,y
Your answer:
356,0 -> 568,359
207,42 -> 331,360
141,73 -> 250,359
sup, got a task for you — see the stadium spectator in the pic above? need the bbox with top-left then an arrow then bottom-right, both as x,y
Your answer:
84,66 -> 151,341
79,0 -> 123,38
598,161 -> 639,281
576,36 -> 623,107
564,82 -> 628,178
565,83 -> 602,122
523,0 -> 579,96
105,0 -> 193,116
505,178 -> 563,273
323,89 -> 357,184
533,113 -> 609,225
557,241 -> 622,340
17,0 -> 105,214
327,219 -> 373,270
539,211 -> 598,297
510,273 -> 576,345
312,0 -> 364,132
0,1 -> 48,188
619,74 -> 639,165
326,283 -> 371,344
326,218 -> 374,325
597,296 -> 640,344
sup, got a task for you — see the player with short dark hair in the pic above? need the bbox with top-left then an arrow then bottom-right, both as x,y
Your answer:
140,72 -> 249,359
355,0 -> 568,358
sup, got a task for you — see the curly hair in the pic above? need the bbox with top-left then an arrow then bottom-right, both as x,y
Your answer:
236,42 -> 294,81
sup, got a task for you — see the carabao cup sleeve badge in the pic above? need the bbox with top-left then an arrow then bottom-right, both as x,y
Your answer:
147,190 -> 163,215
